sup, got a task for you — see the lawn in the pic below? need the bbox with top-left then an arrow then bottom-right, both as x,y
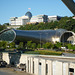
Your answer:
25,50 -> 62,56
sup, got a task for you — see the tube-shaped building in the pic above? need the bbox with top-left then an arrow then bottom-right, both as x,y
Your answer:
0,29 -> 75,44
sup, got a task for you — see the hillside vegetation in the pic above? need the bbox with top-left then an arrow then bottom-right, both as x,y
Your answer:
18,17 -> 75,32
0,25 -> 7,31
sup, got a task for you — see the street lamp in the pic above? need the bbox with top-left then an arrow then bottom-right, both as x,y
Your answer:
40,33 -> 41,48
46,32 -> 48,42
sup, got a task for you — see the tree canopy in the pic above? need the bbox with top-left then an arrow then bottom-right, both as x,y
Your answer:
18,17 -> 75,32
0,25 -> 7,31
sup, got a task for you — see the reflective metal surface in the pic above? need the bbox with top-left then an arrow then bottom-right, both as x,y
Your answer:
25,11 -> 32,19
0,29 -> 16,43
14,29 -> 66,43
0,29 -> 75,44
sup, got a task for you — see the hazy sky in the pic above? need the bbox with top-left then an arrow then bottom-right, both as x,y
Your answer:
0,0 -> 74,24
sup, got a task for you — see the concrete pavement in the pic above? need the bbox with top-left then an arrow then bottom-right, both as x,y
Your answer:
0,68 -> 33,75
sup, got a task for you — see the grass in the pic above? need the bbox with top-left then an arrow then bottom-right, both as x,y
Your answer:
25,50 -> 62,56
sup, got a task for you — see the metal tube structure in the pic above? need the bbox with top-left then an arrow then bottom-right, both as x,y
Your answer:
0,29 -> 75,44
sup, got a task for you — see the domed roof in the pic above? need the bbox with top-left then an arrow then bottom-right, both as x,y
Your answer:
25,11 -> 32,19
56,29 -> 67,33
56,29 -> 67,36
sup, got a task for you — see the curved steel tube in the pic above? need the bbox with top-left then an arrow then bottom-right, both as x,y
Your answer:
0,29 -> 75,44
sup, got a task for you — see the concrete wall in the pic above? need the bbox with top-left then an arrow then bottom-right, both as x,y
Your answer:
41,59 -> 46,75
19,54 -> 27,64
34,58 -> 39,75
30,57 -> 34,74
55,61 -> 63,75
47,60 -> 52,75
2,52 -> 75,75
3,52 -> 10,64
63,63 -> 69,75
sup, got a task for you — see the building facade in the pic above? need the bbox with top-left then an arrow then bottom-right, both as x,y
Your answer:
48,16 -> 61,22
10,15 -> 30,26
30,15 -> 48,23
9,11 -> 61,28
10,11 -> 32,26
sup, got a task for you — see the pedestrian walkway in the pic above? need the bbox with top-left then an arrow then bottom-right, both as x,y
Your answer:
0,68 -> 33,75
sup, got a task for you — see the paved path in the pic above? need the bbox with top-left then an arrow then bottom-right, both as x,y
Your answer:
0,68 -> 33,75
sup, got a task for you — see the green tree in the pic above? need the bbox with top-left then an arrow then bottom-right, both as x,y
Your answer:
3,23 -> 9,26
18,17 -> 75,33
31,43 -> 36,49
24,43 -> 27,49
2,41 -> 7,49
27,41 -> 32,49
0,25 -> 7,31
72,45 -> 75,50
44,42 -> 54,49
55,42 -> 62,49
66,43 -> 73,50
0,41 -> 7,49
18,42 -> 24,49
37,44 -> 40,48
42,44 -> 47,49
9,42 -> 15,48
0,41 -> 3,48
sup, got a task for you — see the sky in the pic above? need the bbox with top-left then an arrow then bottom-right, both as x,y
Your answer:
0,0 -> 74,24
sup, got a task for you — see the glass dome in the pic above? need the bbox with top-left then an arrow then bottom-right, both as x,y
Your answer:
25,11 -> 32,19
0,29 -> 16,42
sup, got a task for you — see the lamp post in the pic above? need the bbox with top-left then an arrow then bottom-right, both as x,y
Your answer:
63,34 -> 64,46
40,33 -> 42,48
46,32 -> 48,42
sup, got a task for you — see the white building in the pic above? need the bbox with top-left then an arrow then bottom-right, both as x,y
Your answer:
30,15 -> 48,23
9,11 -> 61,29
10,11 -> 32,26
10,16 -> 30,25
48,15 -> 61,22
